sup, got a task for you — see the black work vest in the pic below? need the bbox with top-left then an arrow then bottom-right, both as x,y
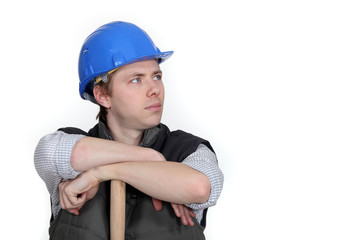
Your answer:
49,122 -> 214,240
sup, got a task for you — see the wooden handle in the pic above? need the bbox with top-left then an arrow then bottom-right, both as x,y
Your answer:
110,180 -> 126,240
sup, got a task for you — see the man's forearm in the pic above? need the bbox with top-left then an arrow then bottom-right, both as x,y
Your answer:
91,161 -> 211,204
71,136 -> 164,172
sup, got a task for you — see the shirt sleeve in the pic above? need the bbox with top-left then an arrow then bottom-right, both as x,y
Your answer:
34,131 -> 84,218
182,144 -> 224,211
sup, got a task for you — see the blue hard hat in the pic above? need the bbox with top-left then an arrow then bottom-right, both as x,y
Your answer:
78,21 -> 174,103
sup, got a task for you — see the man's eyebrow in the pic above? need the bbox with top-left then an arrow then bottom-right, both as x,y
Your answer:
127,72 -> 145,78
153,70 -> 162,75
126,70 -> 162,78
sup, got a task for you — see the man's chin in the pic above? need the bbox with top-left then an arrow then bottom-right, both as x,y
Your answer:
144,121 -> 161,129
143,118 -> 162,129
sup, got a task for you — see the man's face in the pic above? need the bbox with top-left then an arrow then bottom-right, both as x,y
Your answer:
106,59 -> 165,131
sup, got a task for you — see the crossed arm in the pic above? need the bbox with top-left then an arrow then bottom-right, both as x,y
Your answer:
57,136 -> 211,226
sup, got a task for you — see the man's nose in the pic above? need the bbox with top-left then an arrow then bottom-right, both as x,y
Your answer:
147,80 -> 161,97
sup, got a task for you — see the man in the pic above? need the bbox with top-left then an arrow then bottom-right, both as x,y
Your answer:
35,21 -> 223,239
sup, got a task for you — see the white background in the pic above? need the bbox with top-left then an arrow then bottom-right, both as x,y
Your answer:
1,0 -> 359,239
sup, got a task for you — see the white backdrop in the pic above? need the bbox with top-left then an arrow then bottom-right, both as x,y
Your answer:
1,0 -> 359,239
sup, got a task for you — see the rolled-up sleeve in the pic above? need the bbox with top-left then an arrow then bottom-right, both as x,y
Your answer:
34,131 -> 84,218
182,144 -> 224,210
34,131 -> 84,182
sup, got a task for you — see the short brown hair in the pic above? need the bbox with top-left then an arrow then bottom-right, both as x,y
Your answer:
95,72 -> 115,122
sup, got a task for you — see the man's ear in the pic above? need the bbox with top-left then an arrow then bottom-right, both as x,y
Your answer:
93,85 -> 111,108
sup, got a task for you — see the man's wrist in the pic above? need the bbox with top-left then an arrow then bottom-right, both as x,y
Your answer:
87,166 -> 109,182
144,148 -> 165,162
88,163 -> 126,182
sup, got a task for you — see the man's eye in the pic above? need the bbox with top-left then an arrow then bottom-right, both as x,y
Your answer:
131,78 -> 140,83
153,75 -> 161,81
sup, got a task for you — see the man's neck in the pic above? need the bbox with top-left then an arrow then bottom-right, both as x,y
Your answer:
111,127 -> 143,146
106,120 -> 143,146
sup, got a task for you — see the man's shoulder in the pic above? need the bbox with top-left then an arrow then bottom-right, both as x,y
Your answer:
160,123 -> 202,140
165,125 -> 213,150
57,127 -> 89,136
57,122 -> 103,138
159,124 -> 214,162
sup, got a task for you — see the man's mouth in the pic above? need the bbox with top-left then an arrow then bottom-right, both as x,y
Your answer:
145,103 -> 162,112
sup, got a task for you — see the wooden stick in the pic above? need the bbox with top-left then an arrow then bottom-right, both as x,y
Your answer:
110,180 -> 126,240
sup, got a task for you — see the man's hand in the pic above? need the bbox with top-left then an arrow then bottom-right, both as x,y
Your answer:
171,202 -> 196,226
152,198 -> 196,226
59,171 -> 100,215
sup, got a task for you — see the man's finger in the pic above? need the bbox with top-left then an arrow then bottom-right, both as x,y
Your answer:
170,203 -> 196,226
183,207 -> 194,226
69,192 -> 87,207
189,209 -> 196,217
67,208 -> 80,216
178,205 -> 188,225
152,198 -> 163,211
171,203 -> 181,217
